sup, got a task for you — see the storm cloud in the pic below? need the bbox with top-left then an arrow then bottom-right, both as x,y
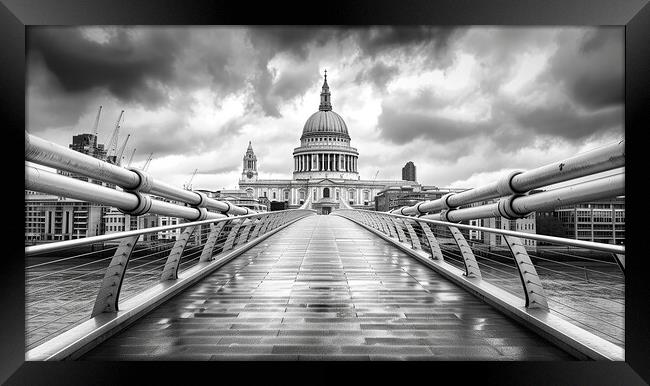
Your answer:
377,105 -> 495,145
354,61 -> 399,90
26,26 -> 624,190
549,28 -> 624,111
28,27 -> 187,108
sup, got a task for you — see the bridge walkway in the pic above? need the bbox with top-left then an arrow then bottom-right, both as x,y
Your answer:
82,215 -> 574,360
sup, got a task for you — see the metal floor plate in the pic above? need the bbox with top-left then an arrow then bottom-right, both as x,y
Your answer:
82,215 -> 574,361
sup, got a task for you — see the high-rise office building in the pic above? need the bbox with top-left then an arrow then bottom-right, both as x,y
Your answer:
402,161 -> 416,182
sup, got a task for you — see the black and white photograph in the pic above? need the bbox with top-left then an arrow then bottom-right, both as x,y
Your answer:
4,1 -> 648,382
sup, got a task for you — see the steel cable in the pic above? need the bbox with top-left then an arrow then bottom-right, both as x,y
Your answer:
545,304 -> 623,344
26,245 -> 120,269
545,298 -> 624,339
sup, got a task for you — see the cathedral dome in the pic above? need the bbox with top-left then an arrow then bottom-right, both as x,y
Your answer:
300,70 -> 350,139
302,110 -> 349,136
293,71 -> 359,179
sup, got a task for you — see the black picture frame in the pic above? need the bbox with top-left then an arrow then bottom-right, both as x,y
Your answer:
2,0 -> 648,384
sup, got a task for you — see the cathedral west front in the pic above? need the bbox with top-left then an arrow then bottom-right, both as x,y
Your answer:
239,71 -> 417,214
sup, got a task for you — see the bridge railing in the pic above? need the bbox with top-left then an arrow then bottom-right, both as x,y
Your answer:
333,209 -> 624,360
25,208 -> 316,353
390,140 -> 624,220
26,132 -> 254,218
24,132 -> 322,358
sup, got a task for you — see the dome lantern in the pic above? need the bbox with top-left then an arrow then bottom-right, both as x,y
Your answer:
319,69 -> 332,111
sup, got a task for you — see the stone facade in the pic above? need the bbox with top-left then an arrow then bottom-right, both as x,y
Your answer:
239,72 -> 415,214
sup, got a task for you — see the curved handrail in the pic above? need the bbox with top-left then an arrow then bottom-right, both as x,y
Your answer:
333,207 -> 625,360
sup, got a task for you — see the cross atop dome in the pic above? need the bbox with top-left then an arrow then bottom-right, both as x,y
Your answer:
319,70 -> 332,111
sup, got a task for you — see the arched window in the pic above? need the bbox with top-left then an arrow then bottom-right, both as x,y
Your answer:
323,187 -> 330,198
363,190 -> 370,201
299,190 -> 305,200
348,189 -> 356,204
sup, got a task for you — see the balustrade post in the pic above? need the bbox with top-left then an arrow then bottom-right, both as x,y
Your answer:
391,217 -> 408,242
402,218 -> 422,250
267,213 -> 280,231
383,215 -> 397,238
614,253 -> 625,274
160,225 -> 198,281
418,221 -> 444,260
248,217 -> 264,239
90,236 -> 139,317
275,212 -> 287,229
235,219 -> 255,246
259,214 -> 273,234
503,235 -> 549,309
361,212 -> 372,227
369,213 -> 381,233
199,221 -> 226,262
448,226 -> 481,279
223,219 -> 243,251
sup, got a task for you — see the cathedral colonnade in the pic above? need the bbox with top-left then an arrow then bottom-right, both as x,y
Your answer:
293,153 -> 357,172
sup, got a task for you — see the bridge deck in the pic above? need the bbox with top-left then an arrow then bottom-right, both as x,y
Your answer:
83,215 -> 573,360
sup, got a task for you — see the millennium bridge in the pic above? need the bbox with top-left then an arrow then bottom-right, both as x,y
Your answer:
24,132 -> 625,361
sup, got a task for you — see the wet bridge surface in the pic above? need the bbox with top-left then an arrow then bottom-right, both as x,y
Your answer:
83,215 -> 573,360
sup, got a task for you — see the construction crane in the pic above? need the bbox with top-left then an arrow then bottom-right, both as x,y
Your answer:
372,170 -> 379,183
115,134 -> 131,166
106,110 -> 124,164
142,152 -> 154,171
126,148 -> 137,168
91,105 -> 102,149
184,168 -> 198,190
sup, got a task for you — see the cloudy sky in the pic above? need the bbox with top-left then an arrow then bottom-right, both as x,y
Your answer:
26,26 -> 624,191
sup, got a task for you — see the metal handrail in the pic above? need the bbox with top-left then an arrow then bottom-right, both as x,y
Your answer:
342,209 -> 625,254
333,207 -> 625,358
392,139 -> 624,216
418,173 -> 624,224
25,132 -> 253,215
25,209 -> 308,256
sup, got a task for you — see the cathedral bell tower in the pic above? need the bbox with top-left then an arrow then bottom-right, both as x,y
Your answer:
241,141 -> 258,181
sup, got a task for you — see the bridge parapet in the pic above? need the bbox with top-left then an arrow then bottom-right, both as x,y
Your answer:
334,209 -> 624,361
25,208 -> 316,359
391,139 -> 624,220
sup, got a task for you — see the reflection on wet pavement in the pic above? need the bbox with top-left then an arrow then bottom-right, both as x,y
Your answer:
83,215 -> 574,361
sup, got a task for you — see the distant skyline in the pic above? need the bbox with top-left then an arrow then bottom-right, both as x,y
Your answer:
26,26 -> 624,190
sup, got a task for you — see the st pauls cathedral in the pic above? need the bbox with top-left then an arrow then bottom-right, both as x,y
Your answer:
238,72 -> 421,214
